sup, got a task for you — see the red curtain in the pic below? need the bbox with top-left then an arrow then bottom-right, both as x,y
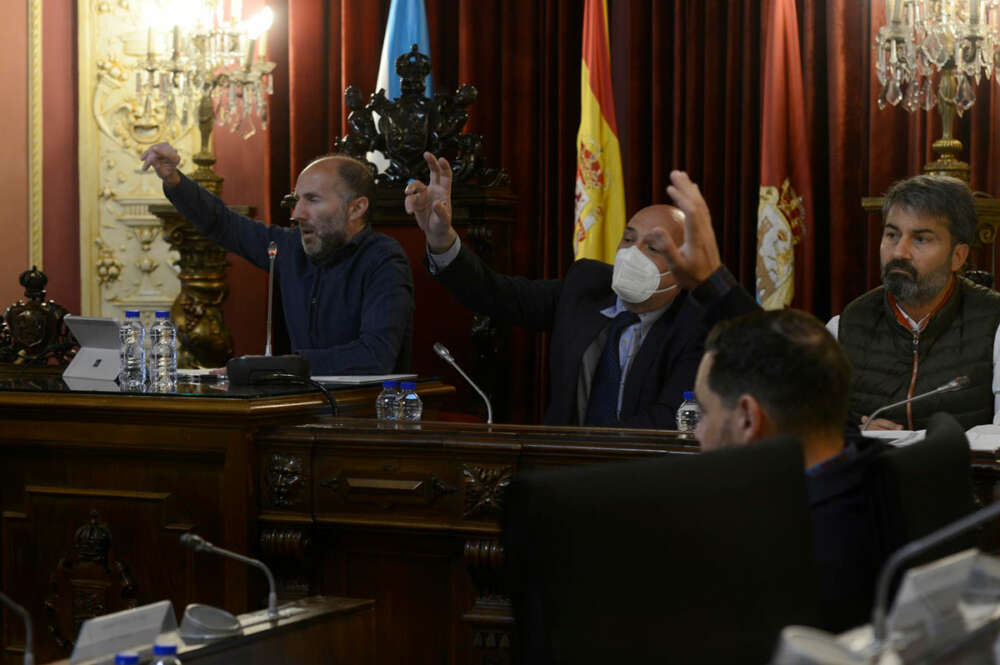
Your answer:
271,0 -> 1000,422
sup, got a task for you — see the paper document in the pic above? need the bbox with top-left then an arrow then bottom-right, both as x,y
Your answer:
964,425 -> 1000,452
861,429 -> 926,447
311,374 -> 417,385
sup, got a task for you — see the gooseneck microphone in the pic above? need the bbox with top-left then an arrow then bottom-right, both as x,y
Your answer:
860,376 -> 970,432
264,241 -> 277,357
0,591 -> 33,665
180,533 -> 278,621
434,342 -> 493,424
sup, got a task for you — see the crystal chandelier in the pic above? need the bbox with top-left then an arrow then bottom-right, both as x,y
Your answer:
875,0 -> 998,114
135,1 -> 275,192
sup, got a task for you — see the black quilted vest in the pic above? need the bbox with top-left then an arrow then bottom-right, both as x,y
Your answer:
839,277 -> 1000,430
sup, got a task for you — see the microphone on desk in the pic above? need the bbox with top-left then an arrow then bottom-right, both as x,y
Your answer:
433,342 -> 493,424
0,591 -> 33,665
860,375 -> 969,432
226,241 -> 312,386
265,241 -> 277,357
180,533 -> 279,621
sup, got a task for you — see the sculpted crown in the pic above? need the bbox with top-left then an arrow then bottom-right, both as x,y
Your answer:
74,511 -> 112,563
397,45 -> 432,96
20,265 -> 48,301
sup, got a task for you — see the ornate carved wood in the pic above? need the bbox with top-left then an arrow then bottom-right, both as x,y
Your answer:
148,204 -> 249,368
331,46 -> 517,421
0,267 -> 76,366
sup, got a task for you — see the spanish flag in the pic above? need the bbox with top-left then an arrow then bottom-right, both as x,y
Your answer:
573,0 -> 626,264
756,0 -> 813,310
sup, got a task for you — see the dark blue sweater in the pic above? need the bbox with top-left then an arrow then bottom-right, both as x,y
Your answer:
165,174 -> 414,374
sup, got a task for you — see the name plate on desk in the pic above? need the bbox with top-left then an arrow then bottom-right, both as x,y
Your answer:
70,600 -> 177,665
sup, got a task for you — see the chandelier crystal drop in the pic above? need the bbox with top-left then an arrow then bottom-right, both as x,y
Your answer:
874,0 -> 999,118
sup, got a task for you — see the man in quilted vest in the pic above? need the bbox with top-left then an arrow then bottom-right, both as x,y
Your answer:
828,175 -> 1000,430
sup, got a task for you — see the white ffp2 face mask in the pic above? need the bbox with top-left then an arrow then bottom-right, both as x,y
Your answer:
611,245 -> 677,303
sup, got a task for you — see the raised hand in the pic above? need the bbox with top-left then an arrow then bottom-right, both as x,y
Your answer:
662,171 -> 722,290
140,142 -> 182,187
404,152 -> 456,253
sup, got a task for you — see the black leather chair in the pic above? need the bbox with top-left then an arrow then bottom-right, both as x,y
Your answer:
502,437 -> 821,665
870,412 -> 979,593
872,412 -> 978,553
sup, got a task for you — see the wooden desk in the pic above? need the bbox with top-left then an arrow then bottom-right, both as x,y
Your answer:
252,419 -> 697,665
0,380 -> 451,665
43,596 -> 375,665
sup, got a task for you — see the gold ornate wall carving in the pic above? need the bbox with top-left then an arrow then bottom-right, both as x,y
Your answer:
29,0 -> 42,269
77,0 -> 198,321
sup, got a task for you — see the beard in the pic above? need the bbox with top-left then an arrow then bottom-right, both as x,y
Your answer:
300,220 -> 348,264
882,258 -> 951,306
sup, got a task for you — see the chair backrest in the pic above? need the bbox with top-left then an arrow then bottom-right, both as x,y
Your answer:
872,412 -> 978,573
502,437 -> 821,665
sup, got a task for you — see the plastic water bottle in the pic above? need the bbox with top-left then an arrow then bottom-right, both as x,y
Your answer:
398,381 -> 423,421
119,310 -> 146,391
114,652 -> 139,665
149,310 -> 178,392
151,643 -> 182,665
375,380 -> 400,420
676,391 -> 701,433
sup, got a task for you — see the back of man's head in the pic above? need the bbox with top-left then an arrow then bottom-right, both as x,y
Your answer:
704,309 -> 850,442
882,174 -> 975,247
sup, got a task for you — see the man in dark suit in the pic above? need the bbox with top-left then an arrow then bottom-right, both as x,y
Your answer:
405,153 -> 740,428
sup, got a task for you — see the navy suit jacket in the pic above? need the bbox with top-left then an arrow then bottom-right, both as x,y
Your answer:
432,244 -> 750,428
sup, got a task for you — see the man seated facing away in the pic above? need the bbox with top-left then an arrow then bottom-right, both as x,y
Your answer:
827,174 -> 1000,430
141,143 -> 414,375
695,309 -> 886,632
403,153 -> 751,428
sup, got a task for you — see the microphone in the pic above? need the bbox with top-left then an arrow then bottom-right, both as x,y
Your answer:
226,241 -> 312,386
264,241 -> 277,357
180,533 -> 278,621
0,591 -> 33,665
860,376 -> 969,432
434,342 -> 493,424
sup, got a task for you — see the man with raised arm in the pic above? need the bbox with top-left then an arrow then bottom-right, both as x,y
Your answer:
404,152 -> 756,428
141,142 -> 414,375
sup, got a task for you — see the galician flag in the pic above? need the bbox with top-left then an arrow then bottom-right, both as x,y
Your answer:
370,0 -> 433,172
573,0 -> 626,264
756,0 -> 813,310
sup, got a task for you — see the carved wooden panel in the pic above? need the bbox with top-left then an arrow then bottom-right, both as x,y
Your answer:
1,485 -> 191,663
313,455 -> 462,522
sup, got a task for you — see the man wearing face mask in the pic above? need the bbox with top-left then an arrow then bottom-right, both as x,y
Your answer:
828,174 -> 1000,430
405,152 -> 755,428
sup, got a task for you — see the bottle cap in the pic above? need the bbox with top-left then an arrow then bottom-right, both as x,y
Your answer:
153,643 -> 178,655
154,310 -> 170,319
401,381 -> 416,390
683,391 -> 694,400
114,653 -> 140,665
124,310 -> 140,318
382,380 -> 399,389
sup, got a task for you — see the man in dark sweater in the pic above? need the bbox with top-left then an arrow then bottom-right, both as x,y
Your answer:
141,142 -> 414,375
827,175 -> 1000,430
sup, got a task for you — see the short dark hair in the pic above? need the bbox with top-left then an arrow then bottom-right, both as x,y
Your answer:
705,309 -> 850,438
882,174 -> 976,246
308,154 -> 377,225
